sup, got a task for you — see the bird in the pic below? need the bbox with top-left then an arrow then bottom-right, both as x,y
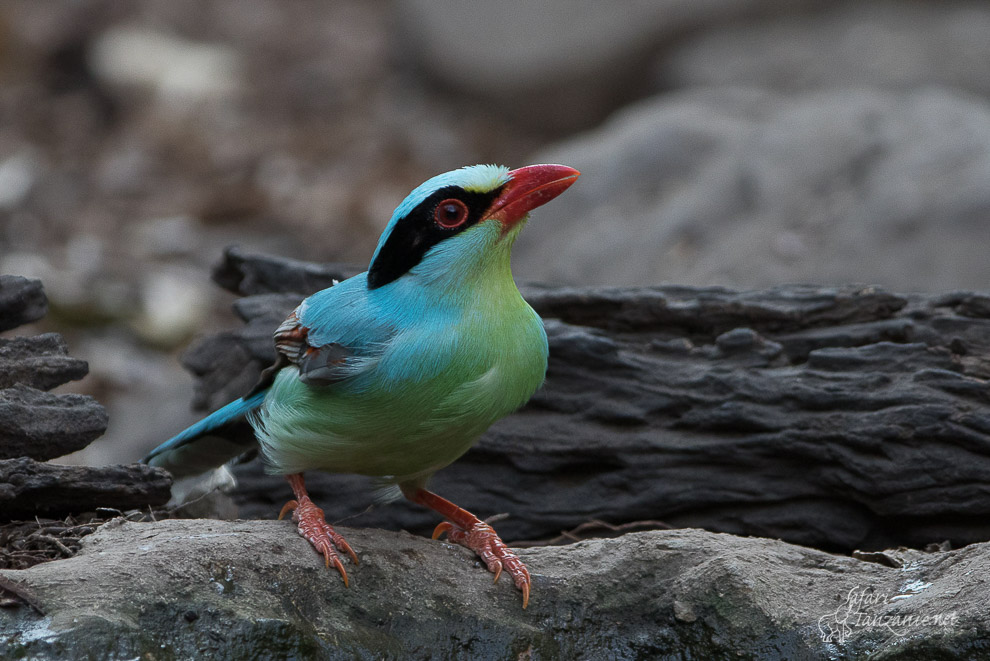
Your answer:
144,163 -> 580,608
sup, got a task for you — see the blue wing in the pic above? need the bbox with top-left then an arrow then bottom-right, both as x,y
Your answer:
144,273 -> 392,476
284,274 -> 395,386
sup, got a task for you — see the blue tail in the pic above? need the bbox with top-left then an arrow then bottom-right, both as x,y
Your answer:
144,390 -> 267,478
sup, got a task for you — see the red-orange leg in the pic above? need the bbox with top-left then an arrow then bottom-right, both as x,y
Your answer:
279,473 -> 358,585
404,487 -> 531,608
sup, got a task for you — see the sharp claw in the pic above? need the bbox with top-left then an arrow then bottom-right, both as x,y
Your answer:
408,489 -> 532,608
332,557 -> 349,588
278,500 -> 299,520
432,521 -> 454,540
341,541 -> 359,565
282,475 -> 356,585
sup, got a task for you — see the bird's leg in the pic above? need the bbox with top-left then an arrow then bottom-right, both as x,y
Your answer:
279,473 -> 358,585
403,487 -> 531,608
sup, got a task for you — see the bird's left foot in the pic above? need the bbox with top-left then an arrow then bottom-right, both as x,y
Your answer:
280,473 -> 358,585
433,519 -> 531,607
406,488 -> 531,608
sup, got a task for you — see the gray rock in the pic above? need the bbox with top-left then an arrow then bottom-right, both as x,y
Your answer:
0,457 -> 172,521
211,245 -> 356,298
0,333 -> 89,391
660,1 -> 990,97
0,279 -> 104,465
0,274 -> 172,518
0,519 -> 983,659
395,0 -> 828,129
514,86 -> 990,291
0,276 -> 47,332
170,250 -> 990,553
0,385 -> 108,462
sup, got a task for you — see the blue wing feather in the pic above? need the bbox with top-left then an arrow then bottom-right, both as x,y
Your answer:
143,389 -> 267,477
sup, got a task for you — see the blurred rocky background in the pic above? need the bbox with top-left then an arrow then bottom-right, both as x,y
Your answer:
1,0 -> 989,465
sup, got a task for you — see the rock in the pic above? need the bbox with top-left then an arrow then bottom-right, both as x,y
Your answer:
0,385 -> 108,462
659,1 -> 990,98
0,458 -> 172,521
395,0 -> 828,129
0,276 -> 47,332
0,333 -> 89,391
172,250 -> 990,553
0,273 -> 171,517
0,278 -> 100,478
211,245 -> 358,298
513,86 -> 990,292
0,519 -> 983,659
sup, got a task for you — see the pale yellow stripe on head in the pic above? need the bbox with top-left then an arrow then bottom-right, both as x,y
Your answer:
457,164 -> 511,193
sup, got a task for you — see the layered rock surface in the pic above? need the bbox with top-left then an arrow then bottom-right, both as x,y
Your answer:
1,519 -> 982,660
183,249 -> 990,553
0,275 -> 171,521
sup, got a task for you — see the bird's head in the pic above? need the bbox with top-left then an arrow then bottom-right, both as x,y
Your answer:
367,164 -> 580,289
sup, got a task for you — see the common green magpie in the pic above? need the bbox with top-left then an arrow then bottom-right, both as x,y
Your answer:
145,163 -> 581,607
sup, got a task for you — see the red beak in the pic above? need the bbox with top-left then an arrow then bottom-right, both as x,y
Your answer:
485,164 -> 580,229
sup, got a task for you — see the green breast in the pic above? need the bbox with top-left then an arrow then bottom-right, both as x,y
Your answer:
254,294 -> 547,482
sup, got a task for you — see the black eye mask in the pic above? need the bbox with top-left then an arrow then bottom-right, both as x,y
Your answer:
367,185 -> 502,289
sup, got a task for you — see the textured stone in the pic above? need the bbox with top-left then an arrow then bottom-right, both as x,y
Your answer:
173,250 -> 990,553
0,333 -> 89,391
211,246 -> 357,298
0,385 -> 108,462
0,457 -> 172,521
0,273 -> 148,518
0,276 -> 47,332
0,519 -> 984,660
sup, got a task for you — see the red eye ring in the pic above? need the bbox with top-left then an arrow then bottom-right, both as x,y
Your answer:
434,198 -> 469,228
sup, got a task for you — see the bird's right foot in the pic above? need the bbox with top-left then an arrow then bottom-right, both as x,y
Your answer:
280,473 -> 358,585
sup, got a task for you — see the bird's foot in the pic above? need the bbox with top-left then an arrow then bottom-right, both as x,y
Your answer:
280,473 -> 358,586
433,519 -> 531,608
406,487 -> 531,608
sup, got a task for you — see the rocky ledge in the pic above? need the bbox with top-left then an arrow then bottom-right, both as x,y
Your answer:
4,254 -> 989,659
0,519 -> 984,660
0,275 -> 171,521
191,248 -> 990,553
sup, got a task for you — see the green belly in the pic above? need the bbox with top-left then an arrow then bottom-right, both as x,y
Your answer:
253,325 -> 546,482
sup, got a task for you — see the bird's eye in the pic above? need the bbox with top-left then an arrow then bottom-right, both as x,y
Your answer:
434,199 -> 469,228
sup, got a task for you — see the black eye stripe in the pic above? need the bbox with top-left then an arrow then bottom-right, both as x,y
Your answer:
367,185 -> 504,289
